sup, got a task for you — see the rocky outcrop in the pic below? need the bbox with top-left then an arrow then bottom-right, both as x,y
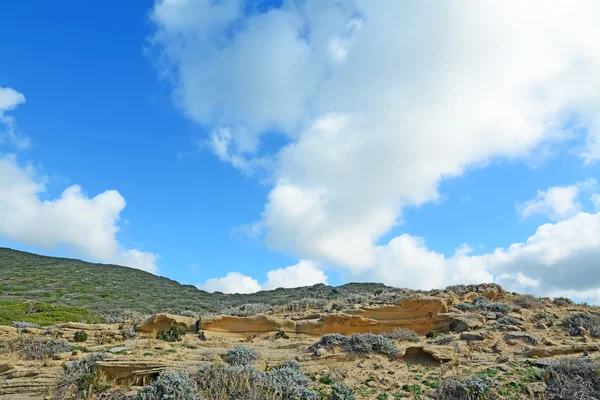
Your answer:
524,344 -> 599,358
0,363 -> 62,399
449,314 -> 486,333
137,313 -> 198,333
200,315 -> 296,334
94,360 -> 168,385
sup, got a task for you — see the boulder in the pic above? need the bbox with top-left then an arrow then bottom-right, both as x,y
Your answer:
460,332 -> 488,341
449,314 -> 485,333
503,332 -> 542,346
200,315 -> 296,334
137,314 -> 198,333
94,360 -> 167,385
525,344 -> 599,358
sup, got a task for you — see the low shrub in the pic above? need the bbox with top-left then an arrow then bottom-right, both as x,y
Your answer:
261,364 -> 317,400
74,330 -> 88,342
12,321 -> 40,329
512,294 -> 544,309
10,335 -> 72,360
54,353 -> 108,399
425,330 -> 438,339
223,303 -> 272,317
552,297 -> 573,307
456,297 -> 508,315
283,299 -> 328,312
562,312 -> 600,338
436,375 -> 494,399
196,363 -> 269,400
156,326 -> 185,342
532,311 -> 557,325
309,333 -> 397,355
120,327 -> 138,340
434,334 -> 455,345
542,358 -> 600,400
331,382 -> 355,400
136,370 -> 197,400
495,317 -> 522,327
226,346 -> 259,366
385,328 -> 420,342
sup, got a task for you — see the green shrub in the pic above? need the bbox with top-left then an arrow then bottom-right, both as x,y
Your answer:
54,353 -> 108,399
436,375 -> 494,399
74,330 -> 88,342
10,335 -> 72,360
156,326 -> 185,342
552,297 -> 573,307
425,330 -> 438,339
331,382 -> 355,400
136,370 -> 197,400
542,358 -> 600,400
261,364 -> 317,400
0,300 -> 101,326
562,312 -> 600,337
226,346 -> 259,366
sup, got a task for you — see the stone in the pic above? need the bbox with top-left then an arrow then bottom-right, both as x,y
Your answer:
504,332 -> 542,346
52,352 -> 71,360
460,332 -> 487,341
498,325 -> 522,332
313,347 -> 327,357
201,315 -> 296,335
109,346 -> 129,354
137,313 -> 198,333
449,314 -> 485,333
525,344 -> 599,358
94,360 -> 167,385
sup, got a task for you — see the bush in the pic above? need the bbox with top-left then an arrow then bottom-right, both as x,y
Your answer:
309,333 -> 397,355
10,335 -> 72,360
226,346 -> 259,366
552,297 -> 573,307
223,303 -> 272,317
136,370 -> 197,400
74,330 -> 88,342
371,291 -> 407,305
196,363 -> 267,400
542,358 -> 600,400
156,326 -> 185,342
12,321 -> 40,329
283,299 -> 328,312
495,317 -> 522,327
385,328 -> 420,342
512,294 -> 543,309
331,382 -> 355,400
425,330 -> 438,339
434,334 -> 455,345
261,365 -> 317,400
342,294 -> 369,306
562,312 -> 600,338
532,311 -> 557,325
436,375 -> 494,399
55,353 -> 108,399
472,297 -> 509,314
120,327 -> 138,340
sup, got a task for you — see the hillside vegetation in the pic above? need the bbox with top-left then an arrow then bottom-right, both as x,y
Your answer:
0,247 -> 392,324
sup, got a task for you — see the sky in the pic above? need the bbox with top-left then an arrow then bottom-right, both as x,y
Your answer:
1,1 -> 600,302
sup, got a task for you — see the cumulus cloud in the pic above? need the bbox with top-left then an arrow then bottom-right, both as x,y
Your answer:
0,154 -> 158,273
152,1 -> 600,298
517,178 -> 597,221
592,193 -> 600,211
0,86 -> 30,149
198,260 -> 327,293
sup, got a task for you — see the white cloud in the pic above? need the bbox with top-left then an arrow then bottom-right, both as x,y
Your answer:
517,178 -> 597,221
0,86 -> 30,149
198,260 -> 327,293
592,193 -> 600,211
152,1 -> 600,297
198,272 -> 262,294
0,154 -> 158,273
263,260 -> 327,290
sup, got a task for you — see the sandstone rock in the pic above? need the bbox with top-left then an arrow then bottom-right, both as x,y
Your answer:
504,332 -> 542,346
20,328 -> 42,335
109,346 -> 129,354
498,324 -> 521,332
482,286 -> 504,301
0,366 -> 62,398
526,382 -> 547,398
137,314 -> 198,333
449,314 -> 485,333
460,332 -> 488,341
201,315 -> 296,334
52,352 -> 71,360
525,344 -> 599,358
95,360 -> 167,385
61,322 -> 119,331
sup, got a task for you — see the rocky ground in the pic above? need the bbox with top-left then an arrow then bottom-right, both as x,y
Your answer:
1,284 -> 599,399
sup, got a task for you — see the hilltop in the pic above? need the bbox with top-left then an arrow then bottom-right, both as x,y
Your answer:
0,247 -> 393,324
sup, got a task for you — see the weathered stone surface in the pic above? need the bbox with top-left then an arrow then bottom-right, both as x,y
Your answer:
525,344 -> 599,358
0,366 -> 62,398
61,322 -> 119,331
460,332 -> 488,341
137,313 -> 198,333
201,315 -> 296,334
504,332 -> 542,346
449,314 -> 485,333
95,360 -> 167,385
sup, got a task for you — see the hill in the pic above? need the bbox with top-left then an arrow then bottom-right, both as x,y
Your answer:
0,247 -> 393,324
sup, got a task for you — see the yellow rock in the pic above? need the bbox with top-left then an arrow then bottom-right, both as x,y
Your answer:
137,313 -> 198,333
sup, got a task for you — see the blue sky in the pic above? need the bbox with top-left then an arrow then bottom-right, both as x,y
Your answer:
1,1 -> 600,302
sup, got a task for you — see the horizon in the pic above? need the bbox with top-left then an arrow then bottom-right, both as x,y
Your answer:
1,1 -> 600,302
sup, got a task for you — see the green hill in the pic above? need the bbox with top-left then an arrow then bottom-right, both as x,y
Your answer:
0,247 -> 392,325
